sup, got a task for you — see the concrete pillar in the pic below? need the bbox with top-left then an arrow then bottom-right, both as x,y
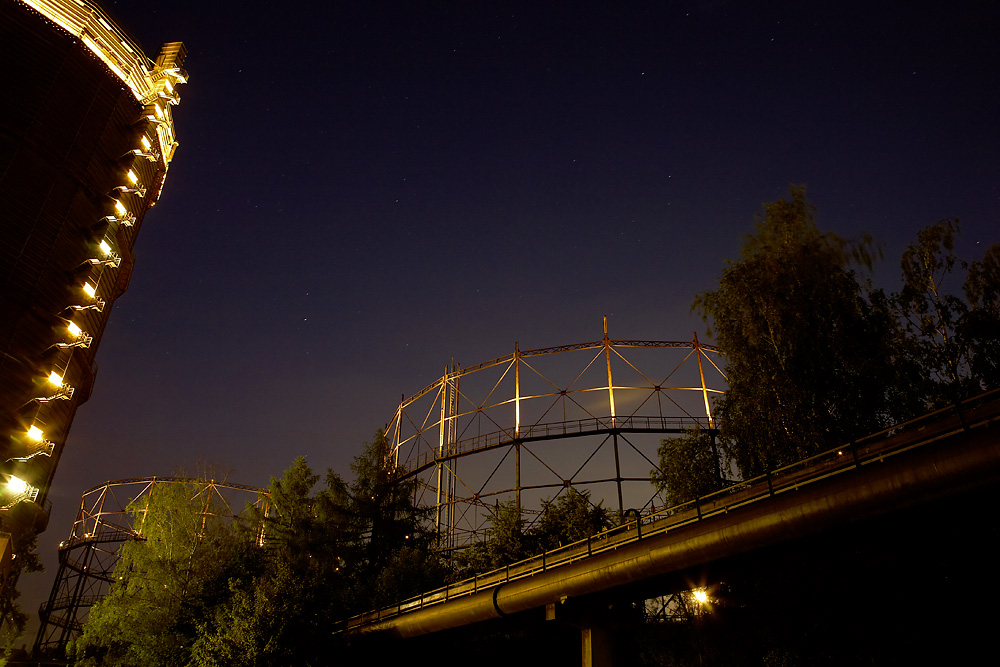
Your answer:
581,625 -> 613,667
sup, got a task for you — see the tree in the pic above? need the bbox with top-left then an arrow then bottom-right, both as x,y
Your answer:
962,243 -> 1000,389
344,431 -> 443,608
0,528 -> 43,657
652,428 -> 725,506
253,457 -> 351,572
71,482 -> 256,667
69,437 -> 447,665
892,219 -> 1000,404
459,499 -> 528,574
531,488 -> 612,551
460,490 -> 612,574
695,188 -> 911,477
191,458 -> 352,666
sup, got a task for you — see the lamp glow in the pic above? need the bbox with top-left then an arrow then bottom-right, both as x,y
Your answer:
99,240 -> 112,255
47,371 -> 63,386
114,200 -> 127,216
141,135 -> 152,150
27,426 -> 44,442
7,476 -> 29,495
127,170 -> 139,185
67,321 -> 82,337
83,283 -> 96,298
165,79 -> 174,93
693,589 -> 709,604
154,103 -> 164,119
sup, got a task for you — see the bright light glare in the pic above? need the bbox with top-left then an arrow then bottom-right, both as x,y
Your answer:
154,103 -> 164,118
127,170 -> 138,184
114,200 -> 127,216
27,426 -> 44,442
165,79 -> 174,93
47,371 -> 63,386
693,589 -> 709,604
99,240 -> 112,255
83,282 -> 96,298
7,476 -> 29,495
67,321 -> 82,337
141,135 -> 152,150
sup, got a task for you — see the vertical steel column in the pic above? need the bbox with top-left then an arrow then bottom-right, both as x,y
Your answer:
514,343 -> 522,512
612,433 -> 623,520
57,540 -> 95,648
694,332 -> 714,428
603,318 -> 616,428
391,394 -> 404,467
446,366 -> 459,548
603,318 -> 623,518
198,481 -> 216,536
694,332 -> 722,483
435,369 -> 448,542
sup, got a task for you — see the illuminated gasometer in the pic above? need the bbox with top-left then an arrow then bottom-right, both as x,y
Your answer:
383,319 -> 726,550
1,0 -> 188,644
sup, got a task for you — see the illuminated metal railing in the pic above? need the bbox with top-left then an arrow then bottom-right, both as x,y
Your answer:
403,415 -> 714,476
19,0 -> 187,167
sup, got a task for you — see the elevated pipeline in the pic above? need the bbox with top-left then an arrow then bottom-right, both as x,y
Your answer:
361,423 -> 1000,638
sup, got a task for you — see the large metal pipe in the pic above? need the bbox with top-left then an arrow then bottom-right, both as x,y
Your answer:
363,426 -> 1000,638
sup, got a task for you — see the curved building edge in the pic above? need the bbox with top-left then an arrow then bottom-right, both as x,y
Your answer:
1,0 -> 187,647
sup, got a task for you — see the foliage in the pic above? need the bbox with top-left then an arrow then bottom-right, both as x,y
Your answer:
0,527 -> 44,655
695,188 -> 913,477
190,562 -> 308,667
892,219 -> 1000,403
11,528 -> 43,576
192,435 -> 448,664
71,483 -> 256,667
191,458 -> 352,666
460,489 -> 612,574
531,488 -> 613,551
253,457 -> 351,574
963,243 -> 1000,388
345,431 -> 440,608
652,428 -> 725,506
459,499 -> 528,574
69,433 -> 453,666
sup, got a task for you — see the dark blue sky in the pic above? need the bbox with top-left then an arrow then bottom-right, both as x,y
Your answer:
21,0 -> 1000,626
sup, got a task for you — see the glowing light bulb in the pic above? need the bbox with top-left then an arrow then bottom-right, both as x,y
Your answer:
99,240 -> 112,255
67,321 -> 82,337
83,283 -> 96,298
114,200 -> 127,216
127,170 -> 139,185
7,476 -> 29,494
48,371 -> 63,386
693,589 -> 709,604
141,135 -> 152,150
27,426 -> 44,442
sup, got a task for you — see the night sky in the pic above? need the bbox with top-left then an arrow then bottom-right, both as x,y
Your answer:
20,0 -> 1000,628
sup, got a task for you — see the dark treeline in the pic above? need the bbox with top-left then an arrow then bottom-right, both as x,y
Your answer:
61,189 -> 1000,666
655,188 -> 999,506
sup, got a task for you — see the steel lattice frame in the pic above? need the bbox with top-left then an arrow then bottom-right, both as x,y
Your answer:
33,477 -> 268,655
385,322 -> 726,550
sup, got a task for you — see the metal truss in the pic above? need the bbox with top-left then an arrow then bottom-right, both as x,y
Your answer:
384,320 -> 726,550
32,477 -> 268,656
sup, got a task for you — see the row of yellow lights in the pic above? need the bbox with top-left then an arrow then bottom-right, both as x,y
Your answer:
8,128 -> 157,504
7,2 -> 185,511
